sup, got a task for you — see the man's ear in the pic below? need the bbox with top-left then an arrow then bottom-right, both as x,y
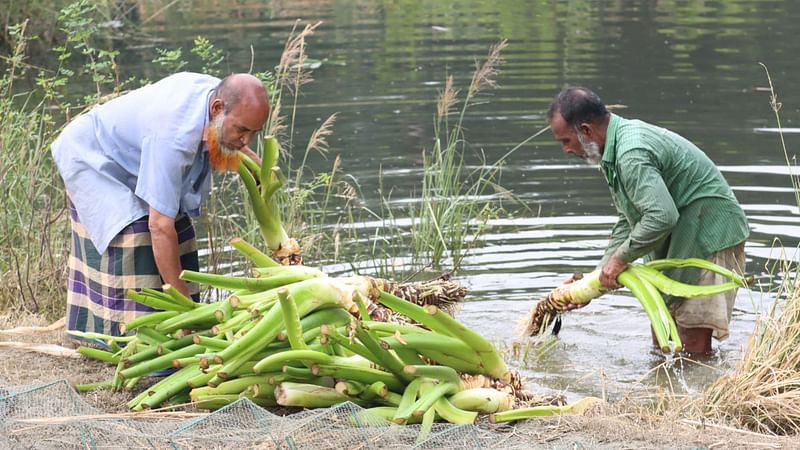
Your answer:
209,98 -> 224,118
579,122 -> 593,138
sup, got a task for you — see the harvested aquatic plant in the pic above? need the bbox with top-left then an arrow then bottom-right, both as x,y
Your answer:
521,258 -> 749,353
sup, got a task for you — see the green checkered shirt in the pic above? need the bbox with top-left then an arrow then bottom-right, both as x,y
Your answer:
599,114 -> 749,283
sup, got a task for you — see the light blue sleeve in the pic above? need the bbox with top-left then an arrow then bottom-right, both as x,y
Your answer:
134,134 -> 195,218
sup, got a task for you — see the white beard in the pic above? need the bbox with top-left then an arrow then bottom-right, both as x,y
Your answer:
212,113 -> 238,155
577,133 -> 602,165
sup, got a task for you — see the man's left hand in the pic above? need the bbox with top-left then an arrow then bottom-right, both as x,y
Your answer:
600,254 -> 627,290
239,146 -> 262,166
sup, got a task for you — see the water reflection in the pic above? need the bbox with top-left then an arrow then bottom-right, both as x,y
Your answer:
119,0 -> 800,398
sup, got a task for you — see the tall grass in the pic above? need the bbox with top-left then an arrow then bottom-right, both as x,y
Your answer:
0,3 -> 525,318
0,1 -> 122,318
698,64 -> 800,435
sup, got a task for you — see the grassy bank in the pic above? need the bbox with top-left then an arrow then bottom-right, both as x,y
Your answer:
0,2 -> 509,318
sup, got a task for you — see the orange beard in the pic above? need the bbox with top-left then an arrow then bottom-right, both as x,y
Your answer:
207,123 -> 241,172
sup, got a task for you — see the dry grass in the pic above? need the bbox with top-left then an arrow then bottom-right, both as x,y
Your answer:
693,65 -> 800,437
698,276 -> 800,434
467,39 -> 508,98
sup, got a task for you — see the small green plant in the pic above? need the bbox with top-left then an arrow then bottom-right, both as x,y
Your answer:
152,48 -> 188,73
191,36 -> 225,77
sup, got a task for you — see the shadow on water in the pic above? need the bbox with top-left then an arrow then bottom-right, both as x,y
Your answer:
113,0 -> 800,399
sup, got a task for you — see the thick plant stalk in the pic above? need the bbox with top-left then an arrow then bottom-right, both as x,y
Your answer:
417,406 -> 437,443
393,378 -> 425,424
354,323 -> 412,383
190,376 -> 269,399
120,344 -> 206,380
617,272 -> 680,353
121,311 -> 179,333
162,284 -> 199,310
254,349 -> 335,373
239,139 -> 303,266
433,397 -> 478,424
277,288 -> 307,351
628,264 -> 744,297
213,278 -> 360,364
78,346 -> 120,364
275,382 -> 351,408
396,381 -> 459,422
194,393 -> 276,410
489,397 -> 603,423
520,270 -> 605,337
230,237 -> 279,268
312,363 -> 405,393
403,365 -> 461,385
376,291 -> 456,337
448,388 -> 514,413
645,258 -> 747,284
139,365 -> 202,410
179,269 -> 321,291
379,334 -> 481,366
422,305 -> 511,383
127,290 -> 191,312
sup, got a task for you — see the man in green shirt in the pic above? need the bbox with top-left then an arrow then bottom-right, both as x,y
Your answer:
547,87 -> 749,354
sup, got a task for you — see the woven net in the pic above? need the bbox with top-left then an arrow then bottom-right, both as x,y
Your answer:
0,379 -> 546,450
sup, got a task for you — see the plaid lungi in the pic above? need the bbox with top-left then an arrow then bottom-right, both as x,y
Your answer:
66,202 -> 200,337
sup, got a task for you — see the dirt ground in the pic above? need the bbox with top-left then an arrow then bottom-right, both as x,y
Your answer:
1,313 -> 796,449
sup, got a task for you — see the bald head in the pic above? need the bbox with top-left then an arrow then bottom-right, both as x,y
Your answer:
212,73 -> 269,115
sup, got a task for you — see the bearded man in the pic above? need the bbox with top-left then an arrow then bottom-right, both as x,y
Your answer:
547,87 -> 749,354
52,72 -> 269,339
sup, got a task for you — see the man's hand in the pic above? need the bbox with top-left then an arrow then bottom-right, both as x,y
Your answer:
239,146 -> 262,167
148,208 -> 191,297
560,272 -> 589,311
600,254 -> 626,290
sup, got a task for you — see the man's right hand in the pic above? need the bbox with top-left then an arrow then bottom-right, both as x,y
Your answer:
600,255 -> 626,290
149,208 -> 191,297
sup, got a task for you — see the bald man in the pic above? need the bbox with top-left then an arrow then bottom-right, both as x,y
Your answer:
52,72 -> 269,340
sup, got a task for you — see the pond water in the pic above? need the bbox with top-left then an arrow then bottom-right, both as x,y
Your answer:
112,0 -> 800,400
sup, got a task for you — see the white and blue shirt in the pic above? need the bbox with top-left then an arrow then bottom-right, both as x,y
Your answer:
52,72 -> 220,253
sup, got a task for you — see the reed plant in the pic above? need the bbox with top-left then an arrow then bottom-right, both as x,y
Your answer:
697,64 -> 800,435
0,1 -> 122,318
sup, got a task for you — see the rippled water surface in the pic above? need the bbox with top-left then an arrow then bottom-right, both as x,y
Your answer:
119,0 -> 800,399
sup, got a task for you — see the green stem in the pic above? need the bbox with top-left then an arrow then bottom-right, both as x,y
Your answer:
230,237 -> 279,268
162,284 -> 198,310
423,305 -> 510,382
78,346 -> 120,364
355,323 -> 413,383
121,311 -> 179,333
278,288 -> 307,351
312,363 -> 405,393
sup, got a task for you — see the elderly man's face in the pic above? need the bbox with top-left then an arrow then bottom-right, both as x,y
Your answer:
550,112 -> 601,165
207,98 -> 269,171
218,101 -> 267,151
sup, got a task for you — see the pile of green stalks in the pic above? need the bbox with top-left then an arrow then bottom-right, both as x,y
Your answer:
71,133 -> 604,427
71,248 -> 600,427
521,259 -> 751,352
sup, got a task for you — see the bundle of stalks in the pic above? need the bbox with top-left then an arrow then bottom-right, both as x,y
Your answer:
520,259 -> 749,354
700,275 -> 800,434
